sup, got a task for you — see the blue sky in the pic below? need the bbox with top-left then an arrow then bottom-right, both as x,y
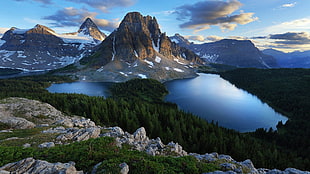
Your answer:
0,0 -> 310,52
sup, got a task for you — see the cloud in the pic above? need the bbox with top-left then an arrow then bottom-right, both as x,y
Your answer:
252,32 -> 310,52
281,2 -> 297,8
264,17 -> 310,34
0,28 -> 9,35
43,7 -> 119,31
184,35 -> 206,42
12,0 -> 52,4
206,35 -> 224,42
175,0 -> 258,32
269,32 -> 310,45
65,0 -> 136,12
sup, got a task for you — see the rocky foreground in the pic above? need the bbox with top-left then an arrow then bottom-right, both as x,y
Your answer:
0,97 -> 309,174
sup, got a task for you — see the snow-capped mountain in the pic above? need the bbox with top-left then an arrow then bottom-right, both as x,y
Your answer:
67,12 -> 202,82
263,49 -> 310,68
0,19 -> 105,72
170,34 -> 278,68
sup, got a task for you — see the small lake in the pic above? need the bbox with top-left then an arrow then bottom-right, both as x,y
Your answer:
164,73 -> 287,132
47,82 -> 113,97
47,73 -> 288,132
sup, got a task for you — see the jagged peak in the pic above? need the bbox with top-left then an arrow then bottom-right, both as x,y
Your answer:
78,17 -> 106,41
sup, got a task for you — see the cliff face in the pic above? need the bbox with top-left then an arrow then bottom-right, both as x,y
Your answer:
81,12 -> 201,67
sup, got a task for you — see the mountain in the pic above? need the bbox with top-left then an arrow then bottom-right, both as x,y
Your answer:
170,34 -> 278,68
0,19 -> 105,72
70,12 -> 201,82
263,49 -> 310,68
78,18 -> 106,43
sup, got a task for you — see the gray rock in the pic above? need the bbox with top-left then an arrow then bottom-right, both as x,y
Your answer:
133,127 -> 148,141
240,159 -> 258,174
91,162 -> 102,174
204,171 -> 237,174
23,143 -> 31,148
221,163 -> 237,171
0,157 -> 83,174
56,127 -> 101,142
38,142 -> 55,148
218,155 -> 234,162
119,162 -> 129,174
166,141 -> 188,156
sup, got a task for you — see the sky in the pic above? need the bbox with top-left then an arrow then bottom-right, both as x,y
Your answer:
0,0 -> 310,52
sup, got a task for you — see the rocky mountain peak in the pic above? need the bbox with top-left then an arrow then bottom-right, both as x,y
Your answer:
170,33 -> 191,47
75,12 -> 201,82
78,17 -> 106,42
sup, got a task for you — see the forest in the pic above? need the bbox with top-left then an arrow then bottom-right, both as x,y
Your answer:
0,68 -> 309,170
220,68 -> 310,170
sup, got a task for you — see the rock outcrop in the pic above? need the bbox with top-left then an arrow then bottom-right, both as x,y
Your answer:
0,157 -> 83,174
0,97 -> 309,174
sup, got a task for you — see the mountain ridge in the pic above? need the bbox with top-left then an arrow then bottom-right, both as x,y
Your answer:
0,19 -> 106,71
170,34 -> 278,68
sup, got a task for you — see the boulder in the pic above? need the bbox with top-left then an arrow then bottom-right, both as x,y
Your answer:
38,142 -> 55,148
119,162 -> 129,174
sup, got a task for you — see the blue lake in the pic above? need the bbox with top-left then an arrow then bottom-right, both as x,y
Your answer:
47,73 -> 288,132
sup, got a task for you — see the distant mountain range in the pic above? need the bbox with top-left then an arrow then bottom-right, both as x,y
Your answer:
0,18 -> 105,71
170,34 -> 278,69
263,49 -> 310,68
2,11 -> 309,82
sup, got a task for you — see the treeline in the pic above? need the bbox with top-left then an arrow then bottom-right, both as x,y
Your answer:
0,74 -> 308,170
220,68 -> 310,170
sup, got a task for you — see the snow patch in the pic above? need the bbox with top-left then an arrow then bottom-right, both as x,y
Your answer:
152,35 -> 160,52
171,38 -> 179,44
111,35 -> 116,61
201,54 -> 219,63
173,68 -> 184,72
0,50 -> 15,59
165,67 -> 170,70
138,74 -> 147,79
119,72 -> 128,76
12,29 -> 29,34
17,51 -> 27,58
134,50 -> 139,58
155,56 -> 161,63
144,59 -> 154,67
174,58 -> 185,65
97,66 -> 104,72
58,33 -> 96,44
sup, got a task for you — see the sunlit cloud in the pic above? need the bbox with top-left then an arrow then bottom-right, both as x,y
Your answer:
0,28 -> 10,35
175,0 -> 258,33
264,17 -> 310,34
281,2 -> 297,8
251,32 -> 310,52
43,7 -> 119,32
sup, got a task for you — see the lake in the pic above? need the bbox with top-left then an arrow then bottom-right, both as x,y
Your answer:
47,73 -> 287,132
